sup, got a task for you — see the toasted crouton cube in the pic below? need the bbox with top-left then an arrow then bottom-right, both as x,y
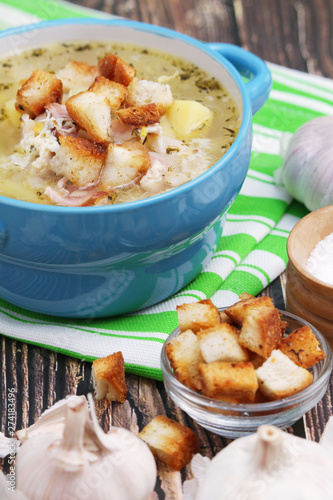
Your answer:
50,136 -> 107,187
165,329 -> 203,391
88,76 -> 128,110
98,141 -> 151,191
138,415 -> 200,470
66,91 -> 112,143
278,326 -> 326,368
256,349 -> 313,400
92,351 -> 127,403
98,54 -> 136,87
224,296 -> 275,326
117,104 -> 160,127
238,306 -> 282,357
176,299 -> 220,333
126,78 -> 173,115
197,323 -> 249,364
56,60 -> 99,93
199,361 -> 258,403
16,69 -> 63,118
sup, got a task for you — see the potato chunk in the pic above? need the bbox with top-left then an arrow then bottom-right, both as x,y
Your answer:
166,100 -> 213,139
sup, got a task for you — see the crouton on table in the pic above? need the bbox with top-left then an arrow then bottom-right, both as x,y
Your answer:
138,415 -> 200,470
92,351 -> 127,403
16,69 -> 63,118
50,136 -> 107,187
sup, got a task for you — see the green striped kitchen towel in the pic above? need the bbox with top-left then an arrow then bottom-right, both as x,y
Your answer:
0,0 -> 330,380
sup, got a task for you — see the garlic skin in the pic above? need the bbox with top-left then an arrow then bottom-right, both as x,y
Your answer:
16,395 -> 156,500
0,471 -> 28,500
184,424 -> 333,500
276,116 -> 333,211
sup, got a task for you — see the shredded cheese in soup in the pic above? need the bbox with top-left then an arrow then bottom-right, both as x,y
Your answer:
0,42 -> 240,206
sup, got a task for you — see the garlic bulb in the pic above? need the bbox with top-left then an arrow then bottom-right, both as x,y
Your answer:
16,395 -> 156,500
184,424 -> 333,500
0,470 -> 28,500
275,116 -> 333,211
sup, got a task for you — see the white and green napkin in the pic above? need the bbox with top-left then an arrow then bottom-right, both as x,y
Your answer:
1,0 -> 330,380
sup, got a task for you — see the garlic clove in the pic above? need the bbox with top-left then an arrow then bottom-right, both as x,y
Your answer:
183,454 -> 210,500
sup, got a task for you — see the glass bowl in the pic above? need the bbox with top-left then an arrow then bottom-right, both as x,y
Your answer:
160,309 -> 333,438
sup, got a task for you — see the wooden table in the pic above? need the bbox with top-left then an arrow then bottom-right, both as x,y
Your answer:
1,1 -> 333,498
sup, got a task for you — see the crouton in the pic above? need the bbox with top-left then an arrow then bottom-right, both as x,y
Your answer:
238,306 -> 282,357
176,299 -> 220,333
98,54 -> 136,87
92,351 -> 127,403
197,323 -> 249,364
224,296 -> 275,326
165,329 -> 203,391
199,361 -> 259,403
126,77 -> 174,115
50,136 -> 107,187
66,91 -> 112,143
219,310 -> 237,325
256,349 -> 313,400
56,60 -> 99,93
88,76 -> 128,110
117,103 -> 160,127
16,69 -> 63,118
278,325 -> 326,368
98,141 -> 151,191
138,415 -> 200,471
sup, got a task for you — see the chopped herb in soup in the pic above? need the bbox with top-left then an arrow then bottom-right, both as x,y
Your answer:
0,42 -> 240,206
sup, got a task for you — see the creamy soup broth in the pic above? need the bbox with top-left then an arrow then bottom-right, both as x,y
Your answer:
0,42 -> 240,205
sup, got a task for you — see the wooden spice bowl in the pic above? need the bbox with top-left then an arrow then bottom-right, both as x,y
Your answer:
286,205 -> 333,348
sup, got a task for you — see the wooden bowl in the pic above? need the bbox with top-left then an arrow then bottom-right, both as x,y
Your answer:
286,205 -> 333,348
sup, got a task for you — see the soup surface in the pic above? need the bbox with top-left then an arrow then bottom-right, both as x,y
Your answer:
0,42 -> 240,206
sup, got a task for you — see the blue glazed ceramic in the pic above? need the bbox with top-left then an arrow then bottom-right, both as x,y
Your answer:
0,19 -> 272,318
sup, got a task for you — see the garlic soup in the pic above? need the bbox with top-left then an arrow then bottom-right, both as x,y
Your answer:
0,41 -> 240,207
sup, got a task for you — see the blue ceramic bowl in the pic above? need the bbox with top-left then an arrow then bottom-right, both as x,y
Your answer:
0,19 -> 272,318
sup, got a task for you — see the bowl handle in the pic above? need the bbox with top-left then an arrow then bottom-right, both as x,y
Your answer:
206,43 -> 272,115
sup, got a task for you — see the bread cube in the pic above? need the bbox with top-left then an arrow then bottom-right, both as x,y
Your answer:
92,351 -> 127,403
126,77 -> 173,115
66,91 -> 112,143
50,136 -> 107,187
197,323 -> 249,363
98,141 -> 151,191
117,103 -> 160,127
278,325 -> 326,368
88,76 -> 128,109
16,69 -> 63,118
224,296 -> 275,326
165,329 -> 203,391
238,306 -> 282,357
138,415 -> 200,471
176,299 -> 220,333
199,361 -> 258,403
98,54 -> 136,86
256,349 -> 313,400
56,60 -> 99,93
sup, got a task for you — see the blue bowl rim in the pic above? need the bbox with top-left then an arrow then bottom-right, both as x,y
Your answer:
0,18 -> 252,214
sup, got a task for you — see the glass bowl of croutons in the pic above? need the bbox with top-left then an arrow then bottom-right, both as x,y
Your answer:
161,296 -> 333,438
